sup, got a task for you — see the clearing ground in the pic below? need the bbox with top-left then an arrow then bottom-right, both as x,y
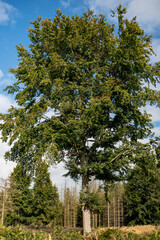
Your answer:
120,225 -> 160,235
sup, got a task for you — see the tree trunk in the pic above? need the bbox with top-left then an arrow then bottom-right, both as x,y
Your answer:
113,197 -> 116,227
82,206 -> 91,235
82,171 -> 91,235
107,202 -> 110,227
99,213 -> 101,227
95,213 -> 97,227
118,197 -> 120,228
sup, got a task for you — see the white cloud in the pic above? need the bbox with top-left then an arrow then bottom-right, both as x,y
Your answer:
0,78 -> 14,87
0,94 -> 13,113
84,0 -> 160,34
0,72 -> 16,89
0,133 -> 16,179
60,0 -> 71,8
49,162 -> 79,190
152,126 -> 160,136
126,0 -> 160,33
150,38 -> 160,63
0,159 -> 77,190
141,105 -> 160,122
0,157 -> 16,179
83,0 -> 128,11
0,1 -> 18,25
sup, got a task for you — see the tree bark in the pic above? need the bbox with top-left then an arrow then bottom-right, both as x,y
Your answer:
82,206 -> 91,235
113,197 -> 116,227
118,197 -> 120,228
82,169 -> 91,235
107,202 -> 110,227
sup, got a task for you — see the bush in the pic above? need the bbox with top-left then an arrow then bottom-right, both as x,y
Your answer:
0,225 -> 84,240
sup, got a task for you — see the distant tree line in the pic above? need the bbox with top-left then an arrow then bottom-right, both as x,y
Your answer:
0,141 -> 160,228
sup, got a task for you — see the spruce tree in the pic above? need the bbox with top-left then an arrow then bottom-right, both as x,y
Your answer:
5,164 -> 32,226
33,161 -> 62,226
124,141 -> 160,225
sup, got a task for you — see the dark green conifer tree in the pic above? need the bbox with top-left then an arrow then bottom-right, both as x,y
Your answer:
124,141 -> 160,225
32,161 -> 62,226
5,164 -> 32,226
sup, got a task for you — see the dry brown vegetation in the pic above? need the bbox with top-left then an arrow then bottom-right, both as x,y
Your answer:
120,225 -> 160,235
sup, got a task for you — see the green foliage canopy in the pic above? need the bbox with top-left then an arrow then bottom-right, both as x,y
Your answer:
0,6 -> 160,183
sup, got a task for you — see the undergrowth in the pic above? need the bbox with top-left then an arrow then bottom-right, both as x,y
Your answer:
0,225 -> 160,239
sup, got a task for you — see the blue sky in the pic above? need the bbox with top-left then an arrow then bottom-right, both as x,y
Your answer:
0,0 -> 160,187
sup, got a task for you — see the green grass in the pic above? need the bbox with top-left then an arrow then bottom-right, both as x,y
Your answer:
0,225 -> 160,239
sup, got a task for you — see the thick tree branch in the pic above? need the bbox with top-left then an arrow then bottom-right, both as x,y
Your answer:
110,147 -> 135,163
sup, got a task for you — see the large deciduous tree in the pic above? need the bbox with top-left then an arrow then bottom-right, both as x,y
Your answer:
0,6 -> 160,234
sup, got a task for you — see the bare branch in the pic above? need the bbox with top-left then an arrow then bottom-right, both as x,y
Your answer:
110,147 -> 135,163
